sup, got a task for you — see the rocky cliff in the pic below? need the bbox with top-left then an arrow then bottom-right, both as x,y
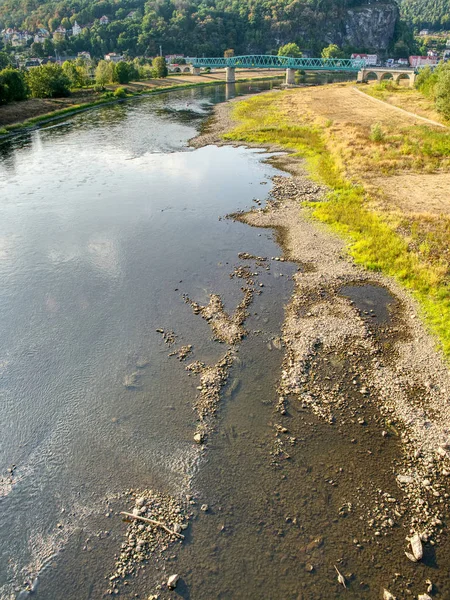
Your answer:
341,3 -> 399,51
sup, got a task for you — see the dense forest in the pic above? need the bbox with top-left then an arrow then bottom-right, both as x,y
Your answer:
0,0 -> 402,58
400,0 -> 450,31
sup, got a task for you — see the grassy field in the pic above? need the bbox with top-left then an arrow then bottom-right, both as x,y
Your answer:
223,84 -> 450,356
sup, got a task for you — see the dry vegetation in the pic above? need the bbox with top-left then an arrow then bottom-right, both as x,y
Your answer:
223,83 -> 450,355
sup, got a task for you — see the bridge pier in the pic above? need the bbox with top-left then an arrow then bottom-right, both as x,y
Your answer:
286,68 -> 296,85
225,67 -> 236,83
191,66 -> 201,75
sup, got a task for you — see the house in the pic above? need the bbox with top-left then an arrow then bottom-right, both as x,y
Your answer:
72,21 -> 82,36
351,53 -> 378,66
99,15 -> 109,25
78,51 -> 91,61
409,55 -> 438,68
126,11 -> 137,19
104,52 -> 123,63
397,58 -> 409,66
53,25 -> 66,40
25,58 -> 41,68
10,30 -> 32,46
419,29 -> 430,36
165,54 -> 184,62
1,27 -> 16,41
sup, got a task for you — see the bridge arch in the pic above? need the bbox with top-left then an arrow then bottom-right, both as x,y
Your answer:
365,71 -> 380,82
380,72 -> 394,82
395,72 -> 411,86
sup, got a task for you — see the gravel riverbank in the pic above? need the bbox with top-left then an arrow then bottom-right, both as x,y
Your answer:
190,94 -> 450,598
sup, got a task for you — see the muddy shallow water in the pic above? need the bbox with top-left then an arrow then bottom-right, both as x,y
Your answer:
1,79 -> 450,600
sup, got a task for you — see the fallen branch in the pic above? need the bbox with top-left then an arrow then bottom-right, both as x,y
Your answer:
120,511 -> 184,539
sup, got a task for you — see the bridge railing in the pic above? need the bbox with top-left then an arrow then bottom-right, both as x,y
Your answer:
186,55 -> 366,71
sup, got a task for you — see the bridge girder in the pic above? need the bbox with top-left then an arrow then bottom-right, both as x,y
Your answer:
186,55 -> 366,71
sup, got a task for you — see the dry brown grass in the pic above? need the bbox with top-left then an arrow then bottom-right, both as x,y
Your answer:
278,84 -> 450,216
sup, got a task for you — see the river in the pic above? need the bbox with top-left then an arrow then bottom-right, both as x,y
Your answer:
0,80 -> 305,599
3,76 -> 450,600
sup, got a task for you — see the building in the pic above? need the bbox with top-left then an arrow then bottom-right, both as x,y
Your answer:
351,53 -> 378,66
53,25 -> 66,41
99,15 -> 109,25
126,11 -> 138,19
397,58 -> 409,66
409,55 -> 438,68
78,51 -> 91,61
419,29 -> 430,36
72,21 -> 82,36
10,30 -> 32,47
104,52 -> 124,63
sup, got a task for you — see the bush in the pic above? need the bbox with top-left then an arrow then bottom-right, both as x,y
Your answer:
113,86 -> 127,98
26,64 -> 70,98
370,122 -> 385,142
435,67 -> 450,120
0,68 -> 28,103
415,65 -> 439,98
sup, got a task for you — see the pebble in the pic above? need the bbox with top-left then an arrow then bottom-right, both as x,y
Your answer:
167,574 -> 179,590
200,504 -> 209,512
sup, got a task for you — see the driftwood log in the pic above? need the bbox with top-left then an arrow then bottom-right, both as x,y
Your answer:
120,511 -> 184,539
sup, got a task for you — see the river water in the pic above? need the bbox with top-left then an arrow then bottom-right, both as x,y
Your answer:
2,78 -> 450,600
0,80 -> 302,598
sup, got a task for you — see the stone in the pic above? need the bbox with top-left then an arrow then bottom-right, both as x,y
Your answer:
418,595 -> 432,600
201,504 -> 209,512
167,574 -> 179,590
194,433 -> 204,444
410,532 -> 423,561
397,475 -> 414,484
383,590 -> 396,600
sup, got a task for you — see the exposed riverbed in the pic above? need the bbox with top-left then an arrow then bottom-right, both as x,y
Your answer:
1,79 -> 450,600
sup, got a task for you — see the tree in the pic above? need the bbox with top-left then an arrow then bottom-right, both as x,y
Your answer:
435,64 -> 450,119
152,56 -> 167,78
43,38 -> 54,56
62,60 -> 88,87
26,64 -> 70,98
114,61 -> 130,83
393,40 -> 410,59
0,51 -> 11,70
0,68 -> 28,103
321,44 -> 344,59
95,59 -> 115,86
31,42 -> 45,58
224,48 -> 234,57
278,43 -> 302,58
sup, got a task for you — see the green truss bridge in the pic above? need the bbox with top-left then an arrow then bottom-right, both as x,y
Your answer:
186,55 -> 366,83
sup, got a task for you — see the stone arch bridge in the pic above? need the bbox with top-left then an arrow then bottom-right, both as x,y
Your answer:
357,67 -> 416,87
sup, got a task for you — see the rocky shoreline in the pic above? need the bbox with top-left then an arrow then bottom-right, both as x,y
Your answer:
190,95 -> 450,598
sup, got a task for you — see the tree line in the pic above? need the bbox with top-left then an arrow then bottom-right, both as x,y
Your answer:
0,54 -> 168,104
0,0 -> 402,60
415,63 -> 450,120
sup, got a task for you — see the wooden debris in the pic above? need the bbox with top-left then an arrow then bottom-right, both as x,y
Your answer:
120,512 -> 184,539
334,565 -> 346,589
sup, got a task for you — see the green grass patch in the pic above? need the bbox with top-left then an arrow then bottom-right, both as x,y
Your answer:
225,91 -> 450,357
